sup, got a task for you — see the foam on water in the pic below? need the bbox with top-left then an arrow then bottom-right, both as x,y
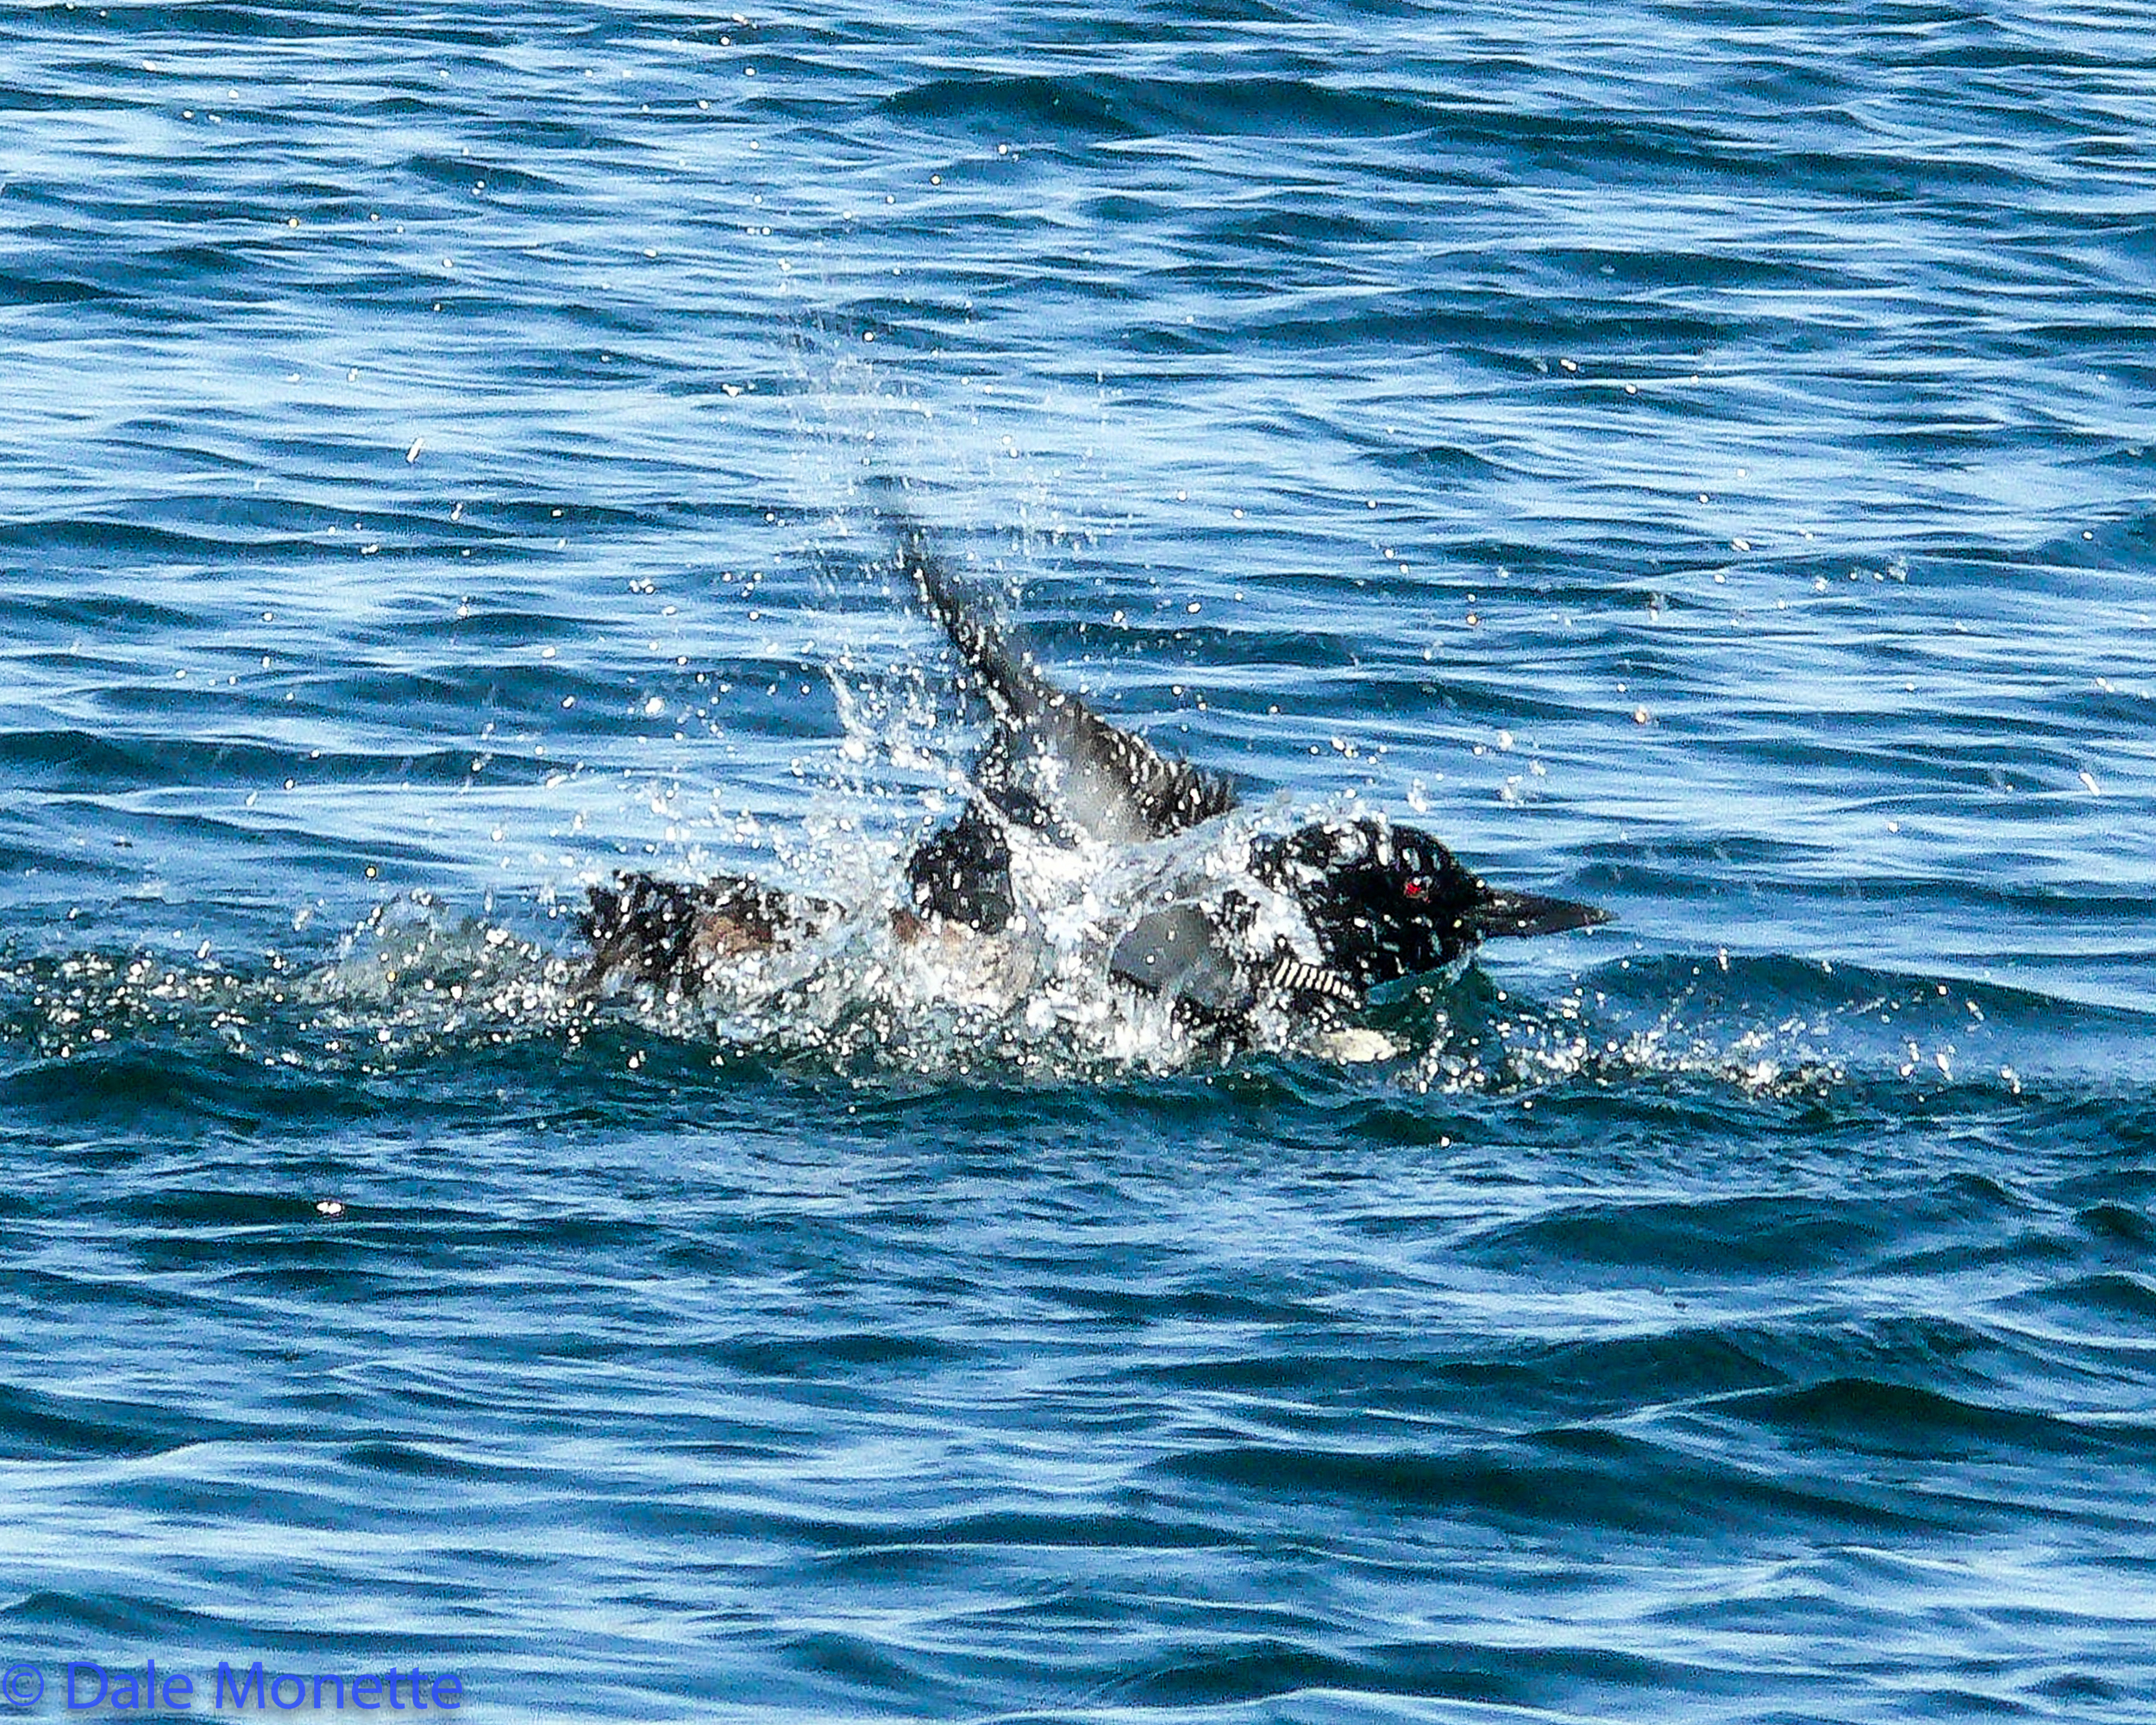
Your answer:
14,858 -> 2143,1109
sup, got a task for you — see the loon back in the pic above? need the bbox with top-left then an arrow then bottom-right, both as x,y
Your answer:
895,519 -> 1238,844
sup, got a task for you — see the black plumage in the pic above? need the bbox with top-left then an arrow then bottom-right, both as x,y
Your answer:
583,519 -> 1608,1033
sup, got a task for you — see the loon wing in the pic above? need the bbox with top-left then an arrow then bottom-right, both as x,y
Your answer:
894,518 -> 1238,844
1110,901 -> 1363,1034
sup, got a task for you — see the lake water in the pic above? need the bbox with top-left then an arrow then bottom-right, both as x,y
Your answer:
3,2 -> 2154,1720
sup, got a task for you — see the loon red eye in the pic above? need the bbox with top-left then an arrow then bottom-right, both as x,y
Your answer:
1402,877 -> 1429,901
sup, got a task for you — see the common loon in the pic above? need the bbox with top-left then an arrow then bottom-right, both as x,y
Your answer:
582,518 -> 1608,1043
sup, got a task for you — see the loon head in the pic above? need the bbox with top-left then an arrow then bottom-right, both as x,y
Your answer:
1251,816 -> 1608,989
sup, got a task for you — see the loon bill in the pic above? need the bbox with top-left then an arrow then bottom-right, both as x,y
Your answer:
581,518 -> 1610,1044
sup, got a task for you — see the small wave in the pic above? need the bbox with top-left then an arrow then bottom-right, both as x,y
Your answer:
0,1382 -> 235,1463
1714,1376 -> 2156,1465
883,72 -> 1436,145
1150,1421 -> 1942,1540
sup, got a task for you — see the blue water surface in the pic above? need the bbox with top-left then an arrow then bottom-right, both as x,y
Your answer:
3,2 -> 2155,1720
